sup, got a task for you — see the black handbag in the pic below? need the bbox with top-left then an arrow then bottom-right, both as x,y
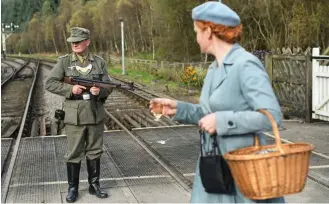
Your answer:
199,130 -> 234,194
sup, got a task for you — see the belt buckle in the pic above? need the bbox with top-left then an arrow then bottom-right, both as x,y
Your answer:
82,93 -> 90,100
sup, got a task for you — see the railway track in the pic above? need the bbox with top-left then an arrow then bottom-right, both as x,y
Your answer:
1,57 -> 186,136
1,57 -> 194,203
15,57 -> 183,133
1,58 -> 40,202
1,61 -> 15,85
1,59 -> 37,138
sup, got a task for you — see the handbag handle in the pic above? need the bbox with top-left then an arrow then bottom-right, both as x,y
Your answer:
256,109 -> 285,154
199,130 -> 221,157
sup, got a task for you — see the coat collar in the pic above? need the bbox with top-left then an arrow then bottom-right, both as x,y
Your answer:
223,43 -> 244,65
208,43 -> 244,68
199,43 -> 245,113
206,43 -> 245,92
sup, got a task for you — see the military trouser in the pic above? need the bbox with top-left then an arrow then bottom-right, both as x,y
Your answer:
64,123 -> 104,163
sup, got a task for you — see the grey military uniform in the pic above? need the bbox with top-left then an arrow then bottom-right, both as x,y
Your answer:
45,52 -> 112,163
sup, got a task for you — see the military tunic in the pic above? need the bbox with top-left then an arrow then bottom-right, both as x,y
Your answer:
173,44 -> 285,203
45,53 -> 112,163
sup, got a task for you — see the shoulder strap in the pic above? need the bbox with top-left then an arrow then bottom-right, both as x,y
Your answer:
58,54 -> 68,59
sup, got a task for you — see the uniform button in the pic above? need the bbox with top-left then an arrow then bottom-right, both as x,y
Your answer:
228,121 -> 234,126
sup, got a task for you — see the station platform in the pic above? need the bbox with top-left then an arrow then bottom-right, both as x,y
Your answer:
1,124 -> 329,203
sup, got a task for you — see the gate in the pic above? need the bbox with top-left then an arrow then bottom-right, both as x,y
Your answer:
265,54 -> 312,121
312,48 -> 329,121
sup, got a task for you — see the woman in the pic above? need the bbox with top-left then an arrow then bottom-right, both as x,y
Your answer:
150,1 -> 285,203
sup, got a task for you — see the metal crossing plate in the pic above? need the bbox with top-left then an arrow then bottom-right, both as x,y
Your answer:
5,133 -> 190,203
1,139 -> 13,169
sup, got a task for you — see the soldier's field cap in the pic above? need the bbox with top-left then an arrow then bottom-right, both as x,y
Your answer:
192,0 -> 240,26
67,27 -> 90,43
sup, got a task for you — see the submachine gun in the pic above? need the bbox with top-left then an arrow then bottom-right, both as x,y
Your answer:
54,77 -> 135,135
63,76 -> 135,91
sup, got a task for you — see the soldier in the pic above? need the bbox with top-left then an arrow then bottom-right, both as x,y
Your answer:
45,27 -> 112,203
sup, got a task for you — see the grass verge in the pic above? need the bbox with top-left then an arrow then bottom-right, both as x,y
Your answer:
109,64 -> 199,103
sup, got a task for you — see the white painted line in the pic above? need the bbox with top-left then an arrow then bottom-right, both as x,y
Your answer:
183,173 -> 196,177
263,132 -> 293,144
27,130 -> 124,137
104,130 -> 124,133
282,120 -> 303,122
10,172 -> 197,188
1,138 -> 13,141
23,134 -> 66,138
38,126 -> 195,136
10,174 -> 176,188
263,132 -> 329,160
309,165 -> 329,169
133,125 -> 195,130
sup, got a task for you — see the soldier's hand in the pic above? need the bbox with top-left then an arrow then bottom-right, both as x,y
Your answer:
72,85 -> 86,95
90,86 -> 100,95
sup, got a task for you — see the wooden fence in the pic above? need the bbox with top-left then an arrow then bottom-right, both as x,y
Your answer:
108,55 -> 210,70
108,52 -> 316,121
265,54 -> 312,121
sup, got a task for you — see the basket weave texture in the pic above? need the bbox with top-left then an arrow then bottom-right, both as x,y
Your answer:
224,109 -> 314,200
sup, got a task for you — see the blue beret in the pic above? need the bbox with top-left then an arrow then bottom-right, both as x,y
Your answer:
192,0 -> 240,27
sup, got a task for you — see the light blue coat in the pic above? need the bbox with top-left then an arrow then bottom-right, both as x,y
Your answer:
173,44 -> 285,203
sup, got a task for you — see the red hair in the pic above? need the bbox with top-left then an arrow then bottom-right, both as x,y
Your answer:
195,21 -> 242,44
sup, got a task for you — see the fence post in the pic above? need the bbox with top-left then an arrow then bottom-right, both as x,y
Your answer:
265,54 -> 273,84
305,55 -> 313,123
312,48 -> 320,121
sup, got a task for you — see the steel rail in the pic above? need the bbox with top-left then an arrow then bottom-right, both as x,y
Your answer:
9,56 -> 57,64
112,76 -> 175,99
1,60 -> 29,86
12,61 -> 35,79
105,109 -> 193,193
1,62 -> 40,203
2,58 -> 30,79
1,62 -> 16,86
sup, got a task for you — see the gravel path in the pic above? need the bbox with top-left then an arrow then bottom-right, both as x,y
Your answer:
41,66 -> 65,123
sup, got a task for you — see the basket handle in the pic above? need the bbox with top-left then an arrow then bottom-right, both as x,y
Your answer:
255,109 -> 285,154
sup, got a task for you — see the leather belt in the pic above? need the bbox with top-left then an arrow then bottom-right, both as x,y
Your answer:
70,94 -> 92,100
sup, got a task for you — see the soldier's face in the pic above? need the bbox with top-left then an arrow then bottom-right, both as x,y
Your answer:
71,39 -> 91,54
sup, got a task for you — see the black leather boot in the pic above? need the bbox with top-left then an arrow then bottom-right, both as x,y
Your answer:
66,162 -> 81,203
86,158 -> 108,198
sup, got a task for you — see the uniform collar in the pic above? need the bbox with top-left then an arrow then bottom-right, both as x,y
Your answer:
87,53 -> 95,61
71,52 -> 95,62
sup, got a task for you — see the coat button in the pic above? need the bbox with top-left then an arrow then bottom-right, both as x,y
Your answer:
228,121 -> 234,126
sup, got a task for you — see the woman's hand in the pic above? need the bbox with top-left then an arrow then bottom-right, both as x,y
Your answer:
198,113 -> 217,135
150,98 -> 177,116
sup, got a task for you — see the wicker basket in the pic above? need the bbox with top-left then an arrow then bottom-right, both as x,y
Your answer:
224,109 -> 314,200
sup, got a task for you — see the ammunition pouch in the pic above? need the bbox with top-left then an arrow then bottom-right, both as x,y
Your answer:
55,109 -> 65,121
54,109 -> 65,132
